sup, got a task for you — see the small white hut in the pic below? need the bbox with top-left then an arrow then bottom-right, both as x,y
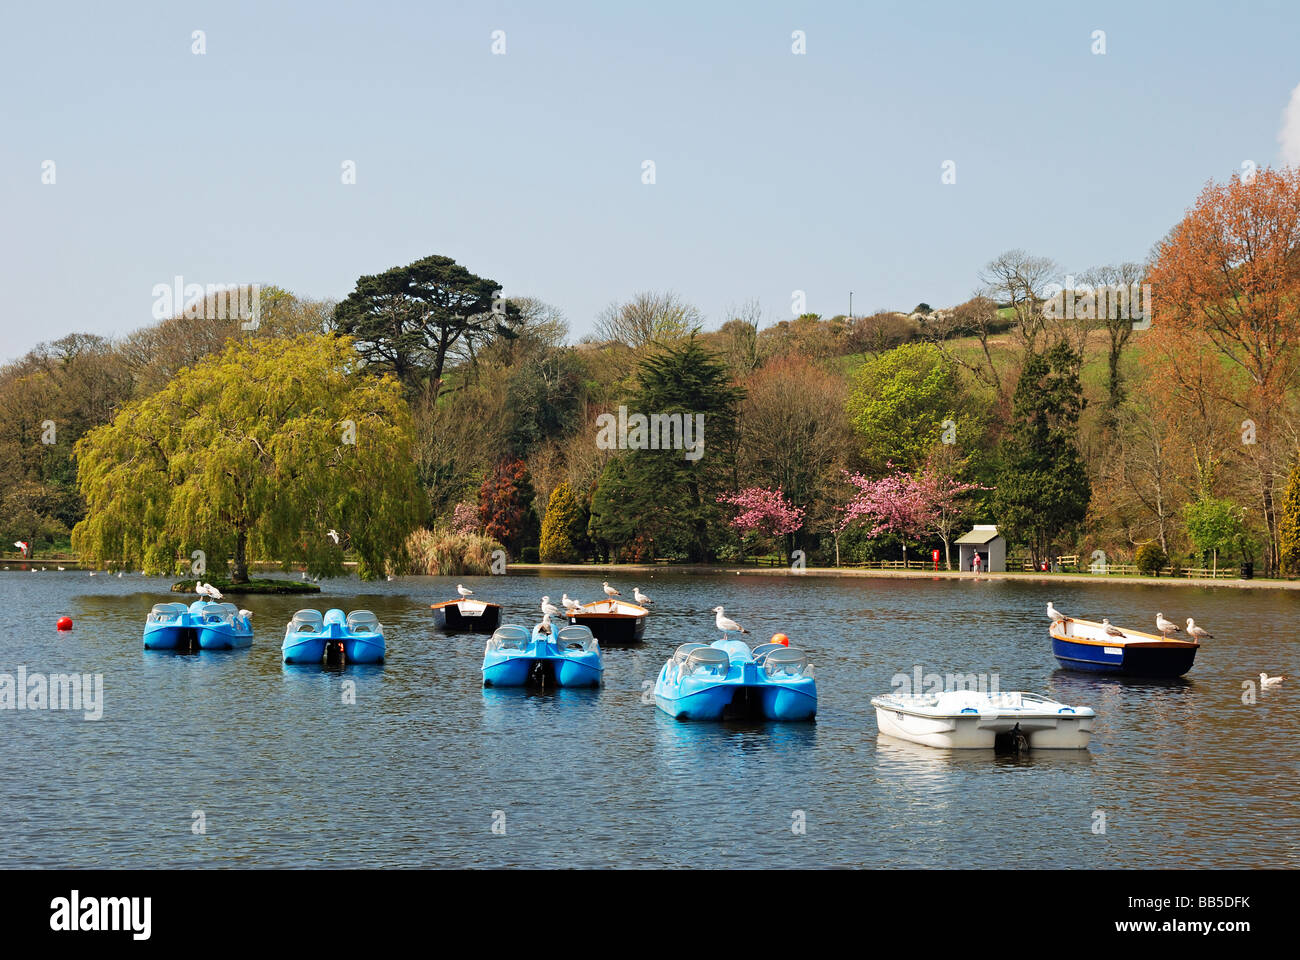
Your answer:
956,525 -> 1006,572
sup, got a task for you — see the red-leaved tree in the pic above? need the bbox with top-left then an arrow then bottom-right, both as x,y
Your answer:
478,459 -> 536,555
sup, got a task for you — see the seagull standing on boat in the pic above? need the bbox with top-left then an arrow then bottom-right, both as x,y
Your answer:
633,587 -> 652,605
539,612 -> 552,633
712,606 -> 748,639
541,596 -> 562,619
457,584 -> 473,599
561,593 -> 580,613
602,581 -> 620,609
1155,613 -> 1180,638
1047,602 -> 1066,625
1259,672 -> 1286,688
1102,619 -> 1126,638
1186,618 -> 1213,640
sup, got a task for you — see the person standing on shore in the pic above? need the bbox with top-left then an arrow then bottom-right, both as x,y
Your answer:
972,552 -> 982,575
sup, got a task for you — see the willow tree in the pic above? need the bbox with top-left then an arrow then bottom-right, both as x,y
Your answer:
71,334 -> 421,581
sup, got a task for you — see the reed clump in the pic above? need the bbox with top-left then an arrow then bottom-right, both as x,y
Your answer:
403,527 -> 504,576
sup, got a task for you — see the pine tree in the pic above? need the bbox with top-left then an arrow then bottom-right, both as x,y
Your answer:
539,480 -> 586,562
991,342 -> 1092,567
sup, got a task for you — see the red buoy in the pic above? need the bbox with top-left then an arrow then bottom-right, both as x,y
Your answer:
56,616 -> 73,632
770,633 -> 790,646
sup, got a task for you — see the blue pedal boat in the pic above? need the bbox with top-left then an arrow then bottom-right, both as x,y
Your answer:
482,622 -> 603,687
654,639 -> 817,720
282,609 -> 386,665
143,601 -> 253,650
1050,616 -> 1199,677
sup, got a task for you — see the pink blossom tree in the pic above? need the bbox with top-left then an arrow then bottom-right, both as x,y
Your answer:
450,501 -> 479,535
717,486 -> 805,562
913,470 -> 990,569
839,465 -> 987,568
839,468 -> 936,566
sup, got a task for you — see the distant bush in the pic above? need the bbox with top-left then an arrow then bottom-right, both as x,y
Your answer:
403,528 -> 503,576
1134,542 -> 1167,576
520,546 -> 539,563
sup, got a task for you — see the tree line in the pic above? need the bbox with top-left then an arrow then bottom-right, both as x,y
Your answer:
4,168 -> 1300,578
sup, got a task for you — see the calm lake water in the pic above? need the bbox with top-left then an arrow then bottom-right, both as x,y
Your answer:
1,569 -> 1296,868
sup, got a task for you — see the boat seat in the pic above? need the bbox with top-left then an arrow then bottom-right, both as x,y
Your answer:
347,610 -> 380,634
150,603 -> 188,618
671,643 -> 708,666
750,642 -> 786,664
290,609 -> 324,633
489,625 -> 530,650
762,647 -> 812,678
681,647 -> 731,678
557,625 -> 596,650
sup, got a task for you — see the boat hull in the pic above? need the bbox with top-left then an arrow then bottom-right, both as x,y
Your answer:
432,600 -> 502,633
198,625 -> 253,650
482,654 -> 603,688
655,682 -> 817,721
567,603 -> 647,644
143,624 -> 200,650
871,692 -> 1094,749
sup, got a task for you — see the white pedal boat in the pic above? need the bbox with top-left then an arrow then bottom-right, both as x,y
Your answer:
870,690 -> 1095,749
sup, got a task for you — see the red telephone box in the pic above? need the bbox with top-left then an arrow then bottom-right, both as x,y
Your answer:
932,548 -> 940,570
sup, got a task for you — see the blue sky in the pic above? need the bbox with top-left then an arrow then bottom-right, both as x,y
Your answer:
2,0 -> 1298,362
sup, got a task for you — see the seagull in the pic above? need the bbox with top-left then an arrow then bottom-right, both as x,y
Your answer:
301,571 -> 307,580
195,581 -> 208,599
712,606 -> 747,638
117,571 -> 122,578
539,612 -> 552,633
633,587 -> 652,605
1259,673 -> 1286,688
1155,612 -> 1180,637
56,566 -> 65,571
327,529 -> 340,544
1102,619 -> 1126,638
457,584 -> 473,599
602,581 -> 620,607
206,583 -> 223,600
1186,618 -> 1213,640
561,593 -> 580,613
1047,602 -> 1066,624
541,596 -> 562,619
